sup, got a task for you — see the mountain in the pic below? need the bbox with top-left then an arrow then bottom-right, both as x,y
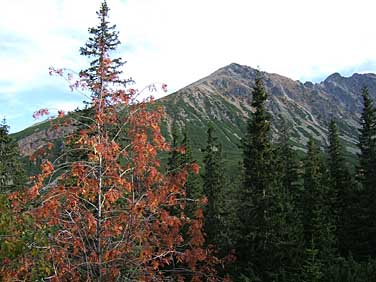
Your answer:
161,63 -> 376,159
12,63 -> 376,167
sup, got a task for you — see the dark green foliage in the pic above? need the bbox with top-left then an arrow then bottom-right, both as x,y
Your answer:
352,86 -> 376,259
181,127 -> 203,201
273,121 -> 306,280
167,125 -> 202,217
325,257 -> 376,282
241,75 -> 273,193
237,75 -> 275,280
237,76 -> 305,281
0,120 -> 26,193
167,124 -> 184,174
0,194 -> 52,280
274,118 -> 302,200
303,137 -> 336,267
357,86 -> 376,189
202,123 -> 226,250
302,240 -> 324,282
327,119 -> 352,256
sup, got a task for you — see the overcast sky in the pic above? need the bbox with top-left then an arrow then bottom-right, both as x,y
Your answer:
1,0 -> 376,132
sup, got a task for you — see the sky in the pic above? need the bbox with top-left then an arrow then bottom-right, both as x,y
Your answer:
1,0 -> 376,133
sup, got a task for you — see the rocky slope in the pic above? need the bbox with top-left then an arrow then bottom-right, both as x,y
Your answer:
13,63 -> 376,163
161,63 -> 376,157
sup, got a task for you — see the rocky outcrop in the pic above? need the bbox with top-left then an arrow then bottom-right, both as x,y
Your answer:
17,126 -> 75,156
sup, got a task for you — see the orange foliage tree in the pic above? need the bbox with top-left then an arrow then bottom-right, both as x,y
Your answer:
2,1 -> 225,281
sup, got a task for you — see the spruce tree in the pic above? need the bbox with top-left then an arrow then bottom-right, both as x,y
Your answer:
0,119 -> 26,193
275,118 -> 301,199
327,119 -> 351,256
355,86 -> 376,259
202,123 -> 225,249
303,137 -> 336,266
242,74 -> 272,193
79,0 -> 131,95
274,119 -> 305,280
237,74 -> 290,281
357,86 -> 376,190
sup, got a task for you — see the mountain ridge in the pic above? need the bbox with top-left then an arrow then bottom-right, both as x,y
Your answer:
12,63 -> 376,166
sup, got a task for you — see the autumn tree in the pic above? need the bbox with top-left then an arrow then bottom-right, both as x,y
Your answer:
6,2 -> 221,281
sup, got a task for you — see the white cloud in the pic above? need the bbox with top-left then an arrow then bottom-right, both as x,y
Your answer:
2,0 -> 376,131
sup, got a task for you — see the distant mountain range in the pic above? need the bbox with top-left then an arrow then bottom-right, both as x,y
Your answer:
13,63 -> 376,166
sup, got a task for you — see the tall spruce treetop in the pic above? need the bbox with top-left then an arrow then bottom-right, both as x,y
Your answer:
79,0 -> 131,96
357,86 -> 376,189
327,119 -> 350,198
242,73 -> 272,191
238,74 -> 282,281
328,120 -> 346,179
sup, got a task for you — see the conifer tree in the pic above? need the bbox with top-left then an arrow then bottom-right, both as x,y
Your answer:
0,119 -> 26,193
327,119 -> 351,256
242,74 -> 272,193
237,74 -> 294,281
238,74 -> 273,279
275,118 -> 301,199
273,120 -> 305,280
79,0 -> 131,95
354,86 -> 376,259
303,137 -> 336,265
202,123 -> 225,249
357,86 -> 376,191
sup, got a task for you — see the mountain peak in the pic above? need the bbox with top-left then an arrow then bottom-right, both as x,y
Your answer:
324,72 -> 343,83
219,63 -> 254,73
